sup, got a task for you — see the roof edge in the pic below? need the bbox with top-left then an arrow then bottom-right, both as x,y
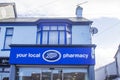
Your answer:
10,44 -> 96,48
114,44 -> 120,58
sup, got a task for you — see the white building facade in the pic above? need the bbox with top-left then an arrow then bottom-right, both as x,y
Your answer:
95,45 -> 120,80
95,61 -> 117,80
0,5 -> 96,80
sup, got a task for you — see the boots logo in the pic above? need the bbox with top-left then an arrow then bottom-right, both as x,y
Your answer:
42,50 -> 61,62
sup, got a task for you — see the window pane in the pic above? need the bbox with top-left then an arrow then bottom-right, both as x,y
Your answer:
17,68 -> 41,80
42,70 -> 51,80
59,31 -> 65,44
0,68 -> 2,71
39,24 -> 71,45
43,26 -> 49,30
66,26 -> 71,32
4,68 -> 10,72
4,36 -> 12,49
42,32 -> 48,44
0,73 -> 9,80
67,32 -> 71,44
6,28 -> 13,35
37,27 -> 41,31
58,26 -> 65,30
49,31 -> 58,44
37,32 -> 41,44
63,68 -> 87,80
50,26 -> 57,30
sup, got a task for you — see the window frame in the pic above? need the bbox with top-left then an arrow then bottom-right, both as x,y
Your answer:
36,23 -> 72,45
2,28 -> 14,50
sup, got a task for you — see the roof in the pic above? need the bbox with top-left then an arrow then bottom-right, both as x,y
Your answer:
10,44 -> 96,47
0,17 -> 93,26
68,17 -> 91,22
0,3 -> 15,7
95,61 -> 116,71
0,17 -> 39,22
0,17 -> 92,22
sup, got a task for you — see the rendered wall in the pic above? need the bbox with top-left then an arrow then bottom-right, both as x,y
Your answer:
95,67 -> 106,80
106,62 -> 117,76
95,62 -> 117,80
0,24 -> 92,57
72,25 -> 91,44
0,26 -> 37,57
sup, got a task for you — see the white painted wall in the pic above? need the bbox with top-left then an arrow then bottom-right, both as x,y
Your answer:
95,67 -> 106,80
106,62 -> 117,76
0,24 -> 92,57
0,26 -> 37,57
0,26 -> 11,57
0,26 -> 6,50
72,25 -> 91,44
95,61 -> 117,80
12,26 -> 37,44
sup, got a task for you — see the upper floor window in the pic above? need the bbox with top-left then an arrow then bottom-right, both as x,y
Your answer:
3,28 -> 14,50
37,24 -> 71,45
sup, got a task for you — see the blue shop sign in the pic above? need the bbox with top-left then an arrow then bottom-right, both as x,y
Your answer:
10,45 -> 96,65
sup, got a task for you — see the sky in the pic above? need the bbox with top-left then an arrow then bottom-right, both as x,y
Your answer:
0,0 -> 120,68
92,17 -> 120,68
1,0 -> 120,19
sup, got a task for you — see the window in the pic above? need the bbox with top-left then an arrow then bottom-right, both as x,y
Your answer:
37,24 -> 71,45
0,58 -> 9,65
0,67 -> 10,80
16,67 -> 88,80
3,28 -> 13,50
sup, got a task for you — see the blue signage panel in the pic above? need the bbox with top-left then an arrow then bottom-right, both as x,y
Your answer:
10,45 -> 95,65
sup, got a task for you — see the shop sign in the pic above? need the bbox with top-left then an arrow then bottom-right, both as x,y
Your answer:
10,45 -> 95,65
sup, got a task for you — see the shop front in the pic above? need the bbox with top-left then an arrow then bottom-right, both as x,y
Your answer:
9,44 -> 96,80
16,67 -> 88,80
0,58 -> 10,80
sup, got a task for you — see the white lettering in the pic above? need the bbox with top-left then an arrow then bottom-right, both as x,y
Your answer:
63,53 -> 88,59
16,53 -> 41,58
16,54 -> 27,58
28,53 -> 40,58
